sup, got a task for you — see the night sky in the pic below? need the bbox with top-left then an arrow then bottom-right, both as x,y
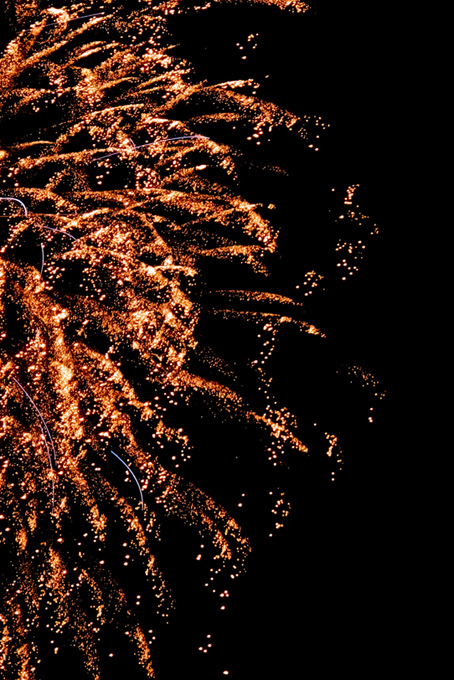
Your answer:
154,3 -> 408,678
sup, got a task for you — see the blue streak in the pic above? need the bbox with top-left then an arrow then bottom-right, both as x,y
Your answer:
46,12 -> 105,27
40,243 -> 45,275
11,377 -> 58,466
0,197 -> 28,217
110,450 -> 144,511
11,376 -> 57,510
92,135 -> 208,163
40,225 -> 77,240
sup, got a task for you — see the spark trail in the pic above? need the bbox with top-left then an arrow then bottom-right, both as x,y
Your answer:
0,1 -> 380,678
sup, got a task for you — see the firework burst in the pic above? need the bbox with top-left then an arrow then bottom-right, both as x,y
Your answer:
0,1 -> 382,678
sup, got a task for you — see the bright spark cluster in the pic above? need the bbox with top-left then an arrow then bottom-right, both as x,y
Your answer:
0,0 -> 322,677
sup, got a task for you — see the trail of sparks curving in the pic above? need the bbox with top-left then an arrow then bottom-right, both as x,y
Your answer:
0,0 -> 380,678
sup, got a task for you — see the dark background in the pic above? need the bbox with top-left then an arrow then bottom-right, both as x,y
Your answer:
151,2 -> 415,679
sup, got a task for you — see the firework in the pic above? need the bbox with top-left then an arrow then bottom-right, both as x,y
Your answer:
0,1 -> 381,678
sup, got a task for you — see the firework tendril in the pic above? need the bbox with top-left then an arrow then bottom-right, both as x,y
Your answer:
0,0 -> 382,678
